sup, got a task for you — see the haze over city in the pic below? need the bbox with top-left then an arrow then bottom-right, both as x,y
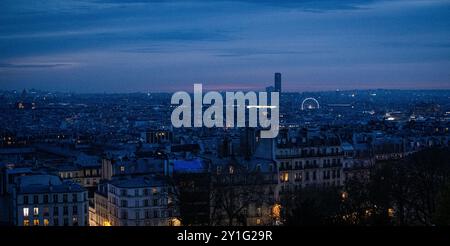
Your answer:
1,0 -> 450,92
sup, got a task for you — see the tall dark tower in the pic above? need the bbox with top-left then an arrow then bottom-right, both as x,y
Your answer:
274,72 -> 281,93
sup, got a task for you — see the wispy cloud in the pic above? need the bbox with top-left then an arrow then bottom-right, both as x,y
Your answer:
214,49 -> 332,57
0,62 -> 76,69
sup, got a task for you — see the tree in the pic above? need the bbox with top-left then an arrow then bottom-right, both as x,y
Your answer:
210,161 -> 276,226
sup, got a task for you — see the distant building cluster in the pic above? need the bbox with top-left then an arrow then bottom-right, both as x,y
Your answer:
1,76 -> 449,226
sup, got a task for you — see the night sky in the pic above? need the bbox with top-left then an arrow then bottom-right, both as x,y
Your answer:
1,0 -> 450,92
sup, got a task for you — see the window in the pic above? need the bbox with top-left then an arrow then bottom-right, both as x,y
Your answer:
135,189 -> 139,196
23,219 -> 30,226
53,206 -> 59,215
53,194 -> 58,203
63,194 -> 68,203
63,218 -> 68,226
63,206 -> 68,215
72,194 -> 77,202
73,217 -> 78,226
44,219 -> 49,226
43,195 -> 49,203
294,173 -> 302,182
229,166 -> 234,174
121,200 -> 128,207
33,207 -> 39,216
280,172 -> 289,182
73,206 -> 78,215
120,166 -> 125,172
44,207 -> 49,216
23,196 -> 29,205
153,210 -> 158,218
216,166 -> 222,174
135,200 -> 139,208
53,218 -> 59,226
33,195 -> 39,204
135,211 -> 140,220
256,218 -> 261,225
144,200 -> 149,207
33,219 -> 39,226
256,164 -> 261,172
121,210 -> 128,219
153,199 -> 158,206
23,208 -> 29,217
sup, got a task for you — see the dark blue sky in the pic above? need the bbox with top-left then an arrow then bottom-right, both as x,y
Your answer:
1,0 -> 450,92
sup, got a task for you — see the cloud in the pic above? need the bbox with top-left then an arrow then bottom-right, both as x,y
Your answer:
0,62 -> 76,69
214,48 -> 332,57
92,0 -> 378,11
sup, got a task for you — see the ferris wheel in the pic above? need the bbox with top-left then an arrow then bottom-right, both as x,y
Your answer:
301,97 -> 320,110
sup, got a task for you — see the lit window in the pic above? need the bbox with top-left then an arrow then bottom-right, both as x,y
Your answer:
120,166 -> 125,172
256,218 -> 261,225
23,219 -> 30,226
388,208 -> 395,217
281,172 -> 289,182
33,219 -> 39,226
341,191 -> 348,200
229,166 -> 234,174
170,218 -> 181,226
23,208 -> 29,217
271,204 -> 281,220
44,219 -> 49,226
33,207 -> 39,216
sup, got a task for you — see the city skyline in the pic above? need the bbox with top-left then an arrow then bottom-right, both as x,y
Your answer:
1,0 -> 450,92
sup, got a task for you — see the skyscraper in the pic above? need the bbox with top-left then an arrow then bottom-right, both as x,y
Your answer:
274,73 -> 281,93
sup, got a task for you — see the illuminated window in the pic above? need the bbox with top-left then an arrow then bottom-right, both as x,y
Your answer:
33,207 -> 39,216
256,219 -> 261,225
23,208 -> 29,217
44,219 -> 49,226
388,208 -> 395,217
120,166 -> 125,172
341,191 -> 348,200
170,218 -> 181,226
281,172 -> 289,182
229,166 -> 234,174
23,219 -> 30,226
33,219 -> 39,226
